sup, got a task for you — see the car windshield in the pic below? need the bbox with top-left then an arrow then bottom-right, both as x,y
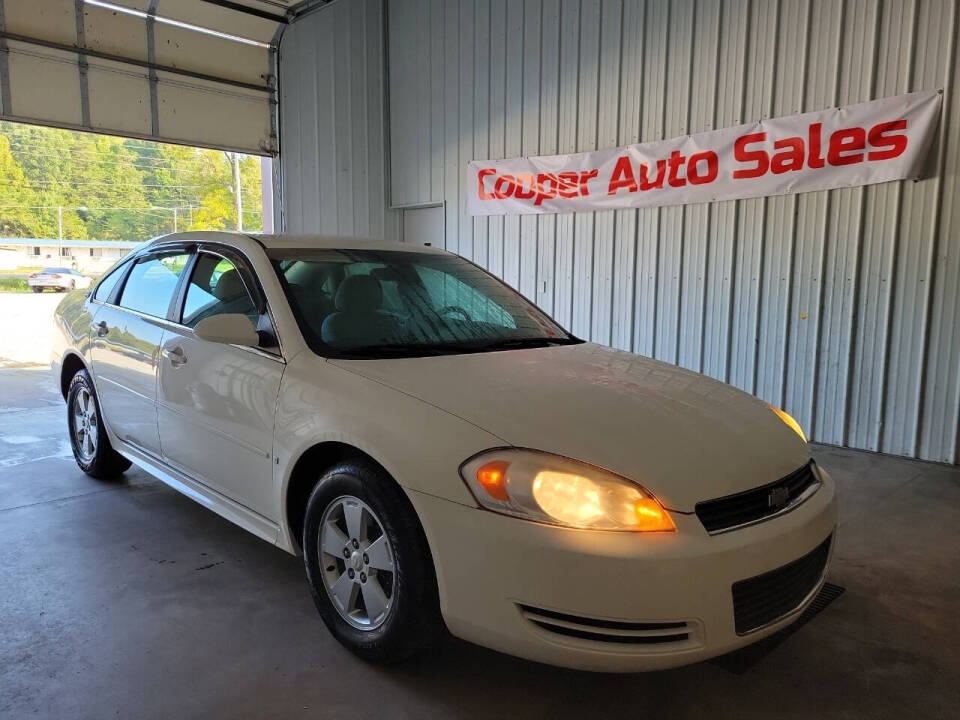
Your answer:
269,248 -> 579,358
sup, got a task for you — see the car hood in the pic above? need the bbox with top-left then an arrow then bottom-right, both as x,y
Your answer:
330,343 -> 810,511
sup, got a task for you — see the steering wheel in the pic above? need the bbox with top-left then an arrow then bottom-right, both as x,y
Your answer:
438,305 -> 471,322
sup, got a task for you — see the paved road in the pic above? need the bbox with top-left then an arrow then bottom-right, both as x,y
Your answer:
0,293 -> 64,366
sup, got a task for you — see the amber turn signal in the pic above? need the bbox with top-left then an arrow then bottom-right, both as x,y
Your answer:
633,497 -> 677,532
476,460 -> 511,501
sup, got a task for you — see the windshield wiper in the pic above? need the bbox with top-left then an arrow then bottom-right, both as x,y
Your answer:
465,336 -> 582,351
334,336 -> 581,358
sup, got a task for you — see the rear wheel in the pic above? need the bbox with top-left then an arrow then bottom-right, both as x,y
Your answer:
302,459 -> 444,663
32,287 -> 42,293
67,369 -> 131,479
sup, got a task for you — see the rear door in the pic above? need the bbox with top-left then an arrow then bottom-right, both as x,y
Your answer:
156,247 -> 284,521
90,248 -> 192,456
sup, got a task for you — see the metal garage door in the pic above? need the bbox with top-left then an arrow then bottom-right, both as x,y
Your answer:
0,0 -> 316,154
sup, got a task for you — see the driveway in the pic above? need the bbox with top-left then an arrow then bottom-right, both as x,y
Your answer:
0,293 -> 64,366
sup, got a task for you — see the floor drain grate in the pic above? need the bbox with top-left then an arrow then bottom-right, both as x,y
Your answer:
711,582 -> 845,675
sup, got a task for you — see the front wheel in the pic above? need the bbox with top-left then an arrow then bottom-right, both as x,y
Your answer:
31,287 -> 42,293
302,459 -> 444,663
67,369 -> 131,479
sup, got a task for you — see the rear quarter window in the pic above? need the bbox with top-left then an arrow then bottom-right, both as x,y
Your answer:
93,264 -> 126,302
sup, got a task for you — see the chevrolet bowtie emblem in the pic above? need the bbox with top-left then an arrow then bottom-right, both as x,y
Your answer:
767,486 -> 791,510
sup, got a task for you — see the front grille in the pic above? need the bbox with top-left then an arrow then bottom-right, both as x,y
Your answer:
518,604 -> 692,645
695,461 -> 819,533
732,534 -> 832,634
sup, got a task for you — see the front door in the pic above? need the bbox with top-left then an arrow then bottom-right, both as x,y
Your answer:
90,250 -> 192,456
156,250 -> 283,522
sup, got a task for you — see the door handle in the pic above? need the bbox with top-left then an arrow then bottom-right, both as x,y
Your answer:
163,346 -> 187,367
93,320 -> 108,337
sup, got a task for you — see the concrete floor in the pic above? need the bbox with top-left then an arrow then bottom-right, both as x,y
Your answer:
1,367 -> 958,720
0,293 -> 62,366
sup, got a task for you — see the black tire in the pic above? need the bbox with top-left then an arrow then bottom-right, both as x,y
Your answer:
302,459 -> 444,663
69,280 -> 76,291
32,287 -> 42,293
67,368 -> 132,479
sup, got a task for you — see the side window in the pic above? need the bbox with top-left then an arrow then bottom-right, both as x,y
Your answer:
118,253 -> 191,318
181,253 -> 258,328
93,263 -> 127,302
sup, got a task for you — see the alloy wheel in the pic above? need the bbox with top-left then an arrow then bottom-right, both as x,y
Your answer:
319,495 -> 396,630
72,386 -> 99,462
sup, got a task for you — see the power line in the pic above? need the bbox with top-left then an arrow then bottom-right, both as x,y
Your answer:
1,131 -> 171,158
0,205 -> 200,211
0,180 -> 202,188
5,158 -> 214,177
6,152 -> 190,171
0,204 -> 261,215
0,121 -> 260,162
4,145 -> 217,171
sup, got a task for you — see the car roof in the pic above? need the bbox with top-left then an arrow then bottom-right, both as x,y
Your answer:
144,231 -> 448,255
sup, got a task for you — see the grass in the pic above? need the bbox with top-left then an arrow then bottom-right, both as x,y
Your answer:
0,277 -> 29,292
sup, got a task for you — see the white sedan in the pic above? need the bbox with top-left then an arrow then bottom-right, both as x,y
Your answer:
51,232 -> 837,671
28,267 -> 93,292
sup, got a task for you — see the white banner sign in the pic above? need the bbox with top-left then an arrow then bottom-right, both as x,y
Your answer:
466,90 -> 942,216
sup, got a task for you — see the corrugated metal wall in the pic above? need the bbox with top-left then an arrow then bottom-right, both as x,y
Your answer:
387,0 -> 960,464
279,0 -> 960,464
277,0 -> 399,238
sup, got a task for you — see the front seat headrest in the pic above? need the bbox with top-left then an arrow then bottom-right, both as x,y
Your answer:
335,274 -> 383,313
213,269 -> 246,300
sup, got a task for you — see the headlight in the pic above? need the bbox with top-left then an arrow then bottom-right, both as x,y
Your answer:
459,449 -> 675,532
768,405 -> 807,443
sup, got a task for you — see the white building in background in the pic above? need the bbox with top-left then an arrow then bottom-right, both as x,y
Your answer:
0,238 -> 140,274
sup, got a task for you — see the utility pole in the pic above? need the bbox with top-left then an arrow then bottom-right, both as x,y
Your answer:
232,153 -> 243,231
173,207 -> 178,233
260,157 -> 274,232
57,205 -> 63,257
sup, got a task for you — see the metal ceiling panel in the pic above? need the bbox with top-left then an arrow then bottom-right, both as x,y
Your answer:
0,0 -> 280,154
81,2 -> 147,60
156,71 -> 270,152
153,21 -> 269,86
6,42 -> 83,125
3,0 -> 76,44
86,57 -> 151,135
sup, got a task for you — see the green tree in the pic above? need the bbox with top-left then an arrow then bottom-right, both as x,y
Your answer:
0,121 -> 263,240
0,134 -> 42,236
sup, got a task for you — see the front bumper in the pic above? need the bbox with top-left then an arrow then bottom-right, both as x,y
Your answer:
409,467 -> 838,672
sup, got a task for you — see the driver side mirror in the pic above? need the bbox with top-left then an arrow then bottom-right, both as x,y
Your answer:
193,313 -> 260,347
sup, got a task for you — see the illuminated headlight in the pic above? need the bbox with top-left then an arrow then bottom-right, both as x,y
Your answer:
768,405 -> 807,443
459,449 -> 675,532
